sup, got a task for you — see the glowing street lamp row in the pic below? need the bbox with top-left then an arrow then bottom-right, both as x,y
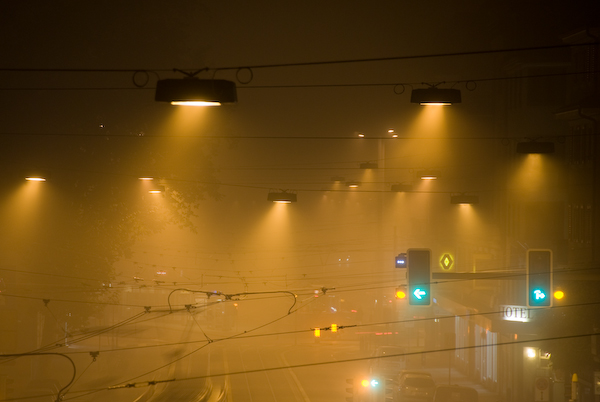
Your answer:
154,77 -> 461,108
25,175 -> 478,203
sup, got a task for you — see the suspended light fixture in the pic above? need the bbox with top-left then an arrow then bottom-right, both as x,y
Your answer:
359,162 -> 378,169
155,78 -> 237,106
149,185 -> 165,194
391,184 -> 413,192
411,87 -> 461,106
24,170 -> 50,182
450,194 -> 479,205
516,141 -> 555,154
267,190 -> 297,203
417,170 -> 440,180
346,181 -> 360,188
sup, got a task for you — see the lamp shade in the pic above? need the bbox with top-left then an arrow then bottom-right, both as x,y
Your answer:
24,169 -> 50,181
516,141 -> 554,154
451,195 -> 479,204
417,170 -> 440,180
391,184 -> 413,192
155,78 -> 237,106
359,162 -> 378,169
411,88 -> 461,105
267,191 -> 297,203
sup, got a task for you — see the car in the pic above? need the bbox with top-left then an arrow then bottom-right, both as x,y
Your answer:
369,346 -> 407,378
395,371 -> 436,402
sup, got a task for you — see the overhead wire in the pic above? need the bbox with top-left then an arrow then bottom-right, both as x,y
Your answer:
38,299 -> 600,358
0,42 -> 593,74
108,292 -> 318,387
52,330 -> 599,397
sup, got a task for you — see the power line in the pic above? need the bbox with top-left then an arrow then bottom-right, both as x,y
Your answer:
60,331 -> 597,394
0,42 -> 592,75
55,299 -> 600,357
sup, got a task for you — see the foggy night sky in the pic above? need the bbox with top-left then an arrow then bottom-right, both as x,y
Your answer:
1,1 -> 598,290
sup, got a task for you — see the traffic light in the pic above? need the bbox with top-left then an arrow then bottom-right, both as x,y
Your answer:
527,249 -> 552,307
408,249 -> 431,306
395,253 -> 407,268
345,378 -> 354,402
395,285 -> 407,299
553,288 -> 565,300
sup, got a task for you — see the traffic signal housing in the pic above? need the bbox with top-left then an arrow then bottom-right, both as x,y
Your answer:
527,249 -> 552,307
408,249 -> 431,306
395,285 -> 407,299
395,253 -> 407,268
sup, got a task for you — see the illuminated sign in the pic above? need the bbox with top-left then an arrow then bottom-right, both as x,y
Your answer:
501,305 -> 530,322
440,253 -> 454,270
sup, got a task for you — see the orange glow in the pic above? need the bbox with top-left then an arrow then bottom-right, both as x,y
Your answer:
412,105 -> 447,134
510,153 -> 562,199
170,101 -> 221,106
361,380 -> 370,387
420,102 -> 452,106
25,177 -> 46,182
554,290 -> 565,300
314,328 -> 321,337
138,177 -> 154,181
331,324 -> 338,333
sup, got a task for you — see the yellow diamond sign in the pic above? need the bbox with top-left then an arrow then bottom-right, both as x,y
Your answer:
441,253 -> 453,270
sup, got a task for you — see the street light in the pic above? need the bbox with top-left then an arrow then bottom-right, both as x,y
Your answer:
450,194 -> 479,205
360,162 -> 378,169
267,190 -> 297,203
418,170 -> 440,180
391,184 -> 412,192
411,87 -> 461,106
149,185 -> 165,194
24,170 -> 50,182
155,78 -> 237,106
525,347 -> 538,359
516,141 -> 555,154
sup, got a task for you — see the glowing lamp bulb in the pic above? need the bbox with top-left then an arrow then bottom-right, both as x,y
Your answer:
554,290 -> 564,300
421,102 -> 452,106
361,380 -> 370,387
170,101 -> 221,106
526,348 -> 537,358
